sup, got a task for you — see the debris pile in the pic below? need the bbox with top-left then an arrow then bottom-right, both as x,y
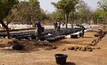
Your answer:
90,29 -> 107,46
62,46 -> 100,52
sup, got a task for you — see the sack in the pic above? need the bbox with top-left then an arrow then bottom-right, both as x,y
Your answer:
41,27 -> 44,32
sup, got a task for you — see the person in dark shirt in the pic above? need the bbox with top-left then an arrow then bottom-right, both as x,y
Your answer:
53,21 -> 57,30
35,20 -> 42,38
36,21 -> 41,28
76,24 -> 85,38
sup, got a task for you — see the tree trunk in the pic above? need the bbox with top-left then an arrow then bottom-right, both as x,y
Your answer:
29,16 -> 32,25
65,13 -> 69,29
71,20 -> 74,28
0,19 -> 10,39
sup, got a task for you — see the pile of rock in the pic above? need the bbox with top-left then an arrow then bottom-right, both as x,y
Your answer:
90,29 -> 107,46
62,46 -> 100,52
94,29 -> 107,38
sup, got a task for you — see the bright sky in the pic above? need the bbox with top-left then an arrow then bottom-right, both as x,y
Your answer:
38,0 -> 99,13
38,0 -> 59,13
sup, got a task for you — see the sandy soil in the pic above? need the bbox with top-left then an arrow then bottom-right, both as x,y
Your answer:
0,26 -> 107,65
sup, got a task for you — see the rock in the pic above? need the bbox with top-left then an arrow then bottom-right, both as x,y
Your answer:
68,47 -> 71,50
96,47 -> 101,49
52,46 -> 57,49
80,47 -> 86,51
78,47 -> 82,51
90,43 -> 96,46
74,46 -> 79,51
62,48 -> 66,51
86,46 -> 91,49
94,34 -> 100,37
75,46 -> 79,49
71,47 -> 75,50
88,49 -> 93,52
86,47 -> 93,52
92,48 -> 95,49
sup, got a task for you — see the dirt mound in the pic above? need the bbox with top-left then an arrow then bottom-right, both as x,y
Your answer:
7,39 -> 57,51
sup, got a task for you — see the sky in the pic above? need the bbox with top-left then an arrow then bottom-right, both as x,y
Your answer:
38,0 -> 99,13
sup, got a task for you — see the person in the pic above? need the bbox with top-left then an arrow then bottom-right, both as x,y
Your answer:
56,20 -> 61,31
35,20 -> 44,38
53,21 -> 57,30
76,24 -> 85,38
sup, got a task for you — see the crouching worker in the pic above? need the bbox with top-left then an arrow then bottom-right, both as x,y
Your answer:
76,24 -> 86,38
35,20 -> 44,39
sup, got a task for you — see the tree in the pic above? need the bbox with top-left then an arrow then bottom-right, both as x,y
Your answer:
54,9 -> 65,21
4,7 -> 17,26
52,0 -> 79,28
94,9 -> 107,24
29,0 -> 41,24
69,12 -> 77,28
97,0 -> 107,24
97,0 -> 107,11
40,9 -> 49,22
0,0 -> 19,38
76,0 -> 93,24
15,0 -> 40,24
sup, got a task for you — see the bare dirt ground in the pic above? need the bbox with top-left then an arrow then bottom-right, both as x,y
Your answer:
0,25 -> 107,65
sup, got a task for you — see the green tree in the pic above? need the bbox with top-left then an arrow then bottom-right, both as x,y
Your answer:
0,0 -> 19,38
97,0 -> 107,24
97,0 -> 107,11
54,9 -> 65,22
15,0 -> 41,25
94,9 -> 107,24
52,0 -> 79,28
40,9 -> 49,22
45,9 -> 65,25
76,0 -> 93,24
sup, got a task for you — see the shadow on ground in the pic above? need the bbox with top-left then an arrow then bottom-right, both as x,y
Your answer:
65,62 -> 76,65
83,37 -> 93,38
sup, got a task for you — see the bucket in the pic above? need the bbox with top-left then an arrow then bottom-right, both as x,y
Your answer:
55,54 -> 68,64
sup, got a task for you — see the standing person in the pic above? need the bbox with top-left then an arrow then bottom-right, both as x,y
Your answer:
53,21 -> 57,30
56,20 -> 61,31
35,20 -> 43,38
76,24 -> 85,38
